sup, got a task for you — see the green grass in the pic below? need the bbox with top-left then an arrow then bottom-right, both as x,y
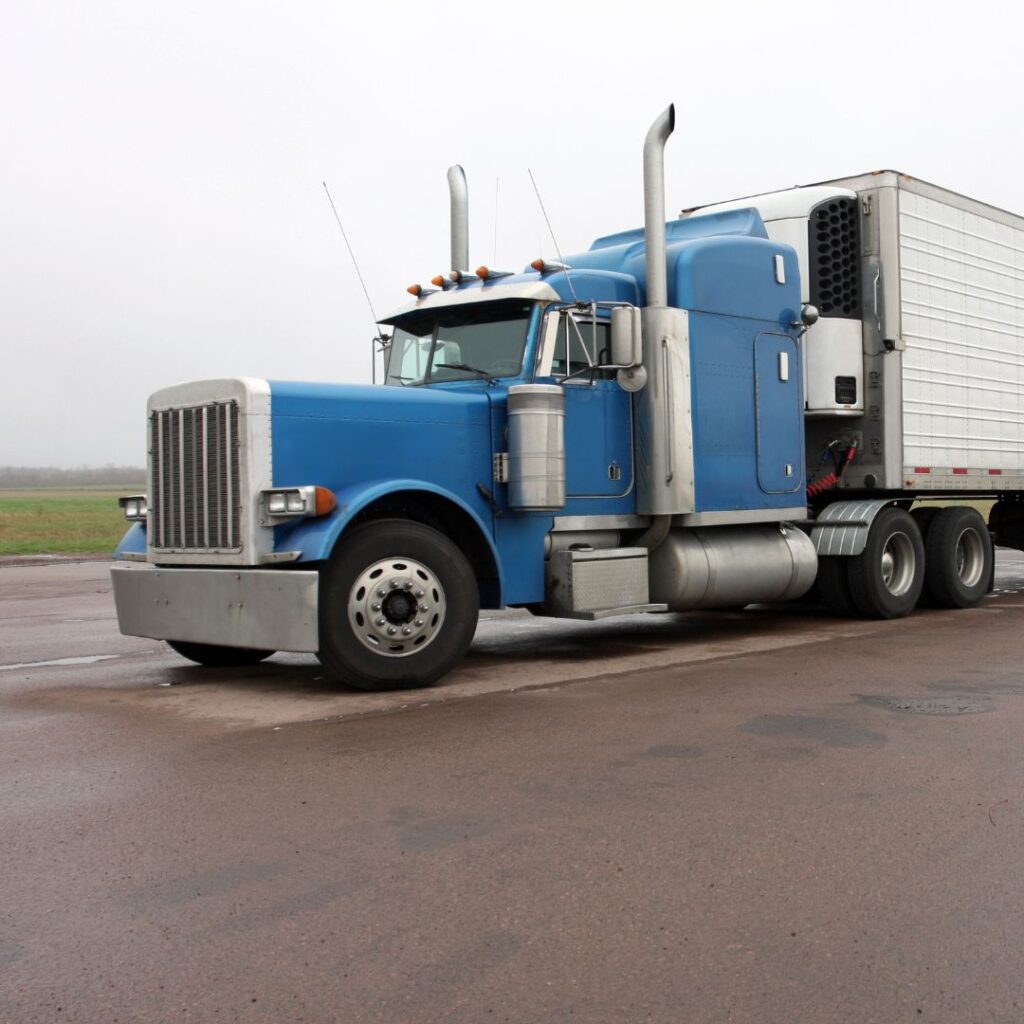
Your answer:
0,488 -> 143,555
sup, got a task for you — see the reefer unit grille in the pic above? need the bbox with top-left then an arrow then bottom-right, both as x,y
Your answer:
809,197 -> 861,318
149,401 -> 242,551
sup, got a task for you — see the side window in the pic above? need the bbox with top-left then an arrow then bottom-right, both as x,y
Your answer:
550,319 -> 615,380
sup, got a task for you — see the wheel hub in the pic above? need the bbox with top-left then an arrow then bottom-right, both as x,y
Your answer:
348,557 -> 446,658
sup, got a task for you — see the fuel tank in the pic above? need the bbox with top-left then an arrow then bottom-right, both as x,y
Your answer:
649,525 -> 816,610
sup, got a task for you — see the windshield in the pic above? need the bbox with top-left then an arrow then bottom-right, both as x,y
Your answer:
384,300 -> 532,386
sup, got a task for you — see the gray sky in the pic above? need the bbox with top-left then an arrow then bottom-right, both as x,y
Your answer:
3,0 -> 1021,467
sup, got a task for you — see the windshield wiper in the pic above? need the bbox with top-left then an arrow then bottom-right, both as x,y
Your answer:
434,362 -> 497,384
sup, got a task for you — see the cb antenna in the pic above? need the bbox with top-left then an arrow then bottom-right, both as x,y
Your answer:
527,168 -> 580,306
322,180 -> 389,384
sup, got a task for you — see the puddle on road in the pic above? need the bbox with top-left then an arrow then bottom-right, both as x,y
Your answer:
0,654 -> 120,672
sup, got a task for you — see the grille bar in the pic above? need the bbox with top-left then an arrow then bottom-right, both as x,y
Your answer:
149,400 -> 242,551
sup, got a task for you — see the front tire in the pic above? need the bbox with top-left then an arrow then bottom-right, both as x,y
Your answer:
318,519 -> 480,691
167,641 -> 274,667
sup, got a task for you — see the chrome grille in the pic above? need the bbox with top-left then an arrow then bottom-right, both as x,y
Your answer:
149,401 -> 242,550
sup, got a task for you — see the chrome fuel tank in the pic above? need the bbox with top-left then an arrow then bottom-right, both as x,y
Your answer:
650,525 -> 816,610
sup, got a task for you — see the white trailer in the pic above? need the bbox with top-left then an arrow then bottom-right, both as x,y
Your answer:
686,171 -> 1024,614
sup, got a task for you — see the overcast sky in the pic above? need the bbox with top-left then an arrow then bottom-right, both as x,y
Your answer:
3,0 -> 1022,467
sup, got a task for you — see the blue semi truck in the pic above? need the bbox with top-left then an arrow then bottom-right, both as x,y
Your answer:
112,105 -> 1013,690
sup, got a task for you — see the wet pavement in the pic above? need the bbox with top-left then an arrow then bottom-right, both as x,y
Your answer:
2,555 -> 1024,1021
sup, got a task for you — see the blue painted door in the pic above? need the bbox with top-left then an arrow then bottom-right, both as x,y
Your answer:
562,381 -> 633,498
754,332 -> 803,494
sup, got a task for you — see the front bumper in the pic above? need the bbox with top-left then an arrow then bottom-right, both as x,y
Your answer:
110,565 -> 319,653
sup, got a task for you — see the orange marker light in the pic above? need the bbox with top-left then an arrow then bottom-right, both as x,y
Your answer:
313,487 -> 338,517
431,275 -> 445,287
531,258 -> 545,271
476,266 -> 490,279
407,284 -> 422,296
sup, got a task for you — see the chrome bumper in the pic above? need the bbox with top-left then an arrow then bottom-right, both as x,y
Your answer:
110,564 -> 319,653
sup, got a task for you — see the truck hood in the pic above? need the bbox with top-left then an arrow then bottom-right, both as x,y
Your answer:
267,380 -> 494,499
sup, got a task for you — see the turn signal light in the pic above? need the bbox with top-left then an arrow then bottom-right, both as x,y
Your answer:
261,486 -> 337,521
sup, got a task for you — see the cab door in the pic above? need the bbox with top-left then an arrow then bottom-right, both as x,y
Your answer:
550,317 -> 633,499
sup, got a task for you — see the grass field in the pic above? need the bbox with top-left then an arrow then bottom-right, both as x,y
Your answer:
0,488 -> 143,555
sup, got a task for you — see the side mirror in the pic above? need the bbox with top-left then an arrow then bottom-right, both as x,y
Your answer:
610,307 -> 647,392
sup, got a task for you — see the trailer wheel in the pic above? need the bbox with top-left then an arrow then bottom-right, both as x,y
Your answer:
318,519 -> 479,691
923,506 -> 992,608
815,556 -> 859,617
167,641 -> 274,667
846,507 -> 924,618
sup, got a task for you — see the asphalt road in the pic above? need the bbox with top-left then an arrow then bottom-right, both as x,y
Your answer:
2,555 -> 1024,1022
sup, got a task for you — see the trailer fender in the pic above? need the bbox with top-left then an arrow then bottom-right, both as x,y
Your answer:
811,499 -> 897,557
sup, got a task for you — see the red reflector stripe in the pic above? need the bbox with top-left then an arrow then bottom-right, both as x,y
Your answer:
989,469 -> 1003,475
913,467 -> 931,474
952,468 -> 968,475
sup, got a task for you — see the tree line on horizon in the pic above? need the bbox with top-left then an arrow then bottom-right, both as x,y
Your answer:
0,465 -> 146,488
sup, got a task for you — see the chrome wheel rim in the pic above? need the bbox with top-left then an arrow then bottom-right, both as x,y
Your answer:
880,531 -> 915,597
954,527 -> 985,588
348,557 -> 446,658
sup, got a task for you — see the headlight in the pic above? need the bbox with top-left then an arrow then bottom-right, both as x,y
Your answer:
261,486 -> 337,521
119,495 -> 148,522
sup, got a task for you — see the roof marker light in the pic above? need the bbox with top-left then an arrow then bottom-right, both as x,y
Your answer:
407,284 -> 439,298
448,269 -> 480,283
476,266 -> 514,281
531,258 -> 571,274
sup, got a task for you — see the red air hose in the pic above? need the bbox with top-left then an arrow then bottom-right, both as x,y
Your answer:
807,442 -> 858,499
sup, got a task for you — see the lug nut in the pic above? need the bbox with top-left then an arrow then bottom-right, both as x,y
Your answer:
415,619 -> 423,627
403,580 -> 413,589
389,580 -> 399,589
371,602 -> 381,611
387,626 -> 397,635
402,627 -> 412,636
375,617 -> 385,626
377,588 -> 386,597
415,589 -> 424,598
419,603 -> 428,612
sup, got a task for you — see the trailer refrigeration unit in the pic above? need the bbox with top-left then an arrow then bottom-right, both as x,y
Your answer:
112,105 -> 1023,690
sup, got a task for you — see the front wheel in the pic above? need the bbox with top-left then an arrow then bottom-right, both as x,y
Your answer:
318,519 -> 480,691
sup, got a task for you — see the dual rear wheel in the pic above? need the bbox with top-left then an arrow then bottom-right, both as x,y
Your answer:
817,505 -> 993,619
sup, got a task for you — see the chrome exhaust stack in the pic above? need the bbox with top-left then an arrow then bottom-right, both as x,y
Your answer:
635,103 -> 695,521
643,104 -> 675,308
447,165 -> 469,273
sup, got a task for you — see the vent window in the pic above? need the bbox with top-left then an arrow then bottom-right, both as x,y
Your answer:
809,198 -> 861,318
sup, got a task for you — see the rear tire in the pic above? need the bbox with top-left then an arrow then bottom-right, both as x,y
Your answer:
924,506 -> 993,608
847,507 -> 924,618
911,506 -> 940,607
318,519 -> 479,691
167,641 -> 274,667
